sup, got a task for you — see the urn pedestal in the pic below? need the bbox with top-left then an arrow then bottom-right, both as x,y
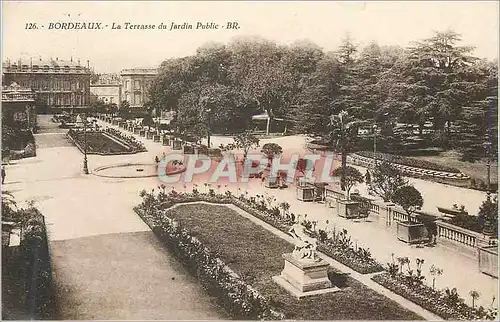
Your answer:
272,253 -> 339,299
478,245 -> 498,278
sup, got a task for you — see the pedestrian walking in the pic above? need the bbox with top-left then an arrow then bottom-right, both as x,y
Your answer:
155,156 -> 160,164
1,165 -> 5,184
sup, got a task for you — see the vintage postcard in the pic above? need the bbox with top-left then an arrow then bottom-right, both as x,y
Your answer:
1,1 -> 499,320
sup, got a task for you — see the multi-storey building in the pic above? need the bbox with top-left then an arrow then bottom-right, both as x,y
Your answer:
120,68 -> 157,109
1,82 -> 37,132
90,73 -> 122,105
2,57 -> 91,112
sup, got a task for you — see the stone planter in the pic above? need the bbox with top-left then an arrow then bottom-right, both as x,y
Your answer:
140,130 -> 146,137
264,175 -> 279,188
183,145 -> 195,154
153,135 -> 161,142
337,199 -> 359,218
397,221 -> 427,244
172,140 -> 182,150
134,128 -> 141,134
146,132 -> 154,139
162,137 -> 171,146
296,185 -> 315,202
478,245 -> 498,278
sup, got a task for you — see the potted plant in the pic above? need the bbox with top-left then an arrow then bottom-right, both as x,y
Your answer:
331,166 -> 363,218
261,143 -> 282,189
392,185 -> 427,244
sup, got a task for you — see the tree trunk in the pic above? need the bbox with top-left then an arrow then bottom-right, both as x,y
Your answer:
266,117 -> 270,135
341,149 -> 347,191
418,123 -> 424,136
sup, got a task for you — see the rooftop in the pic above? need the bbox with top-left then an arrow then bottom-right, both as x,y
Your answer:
120,67 -> 158,76
3,57 -> 91,74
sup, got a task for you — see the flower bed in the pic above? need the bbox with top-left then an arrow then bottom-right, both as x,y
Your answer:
68,129 -> 146,154
372,261 -> 498,320
357,151 -> 461,173
137,196 -> 423,320
135,204 -> 284,320
104,128 -> 147,152
139,187 -> 383,275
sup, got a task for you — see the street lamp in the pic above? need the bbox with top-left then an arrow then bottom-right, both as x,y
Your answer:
483,135 -> 492,192
206,107 -> 212,148
83,114 -> 89,174
373,124 -> 378,165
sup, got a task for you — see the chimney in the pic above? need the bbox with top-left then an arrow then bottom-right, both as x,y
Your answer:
71,56 -> 73,62
56,57 -> 58,61
87,60 -> 90,69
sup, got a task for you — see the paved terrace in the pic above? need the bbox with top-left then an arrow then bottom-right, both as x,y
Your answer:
3,115 -> 226,319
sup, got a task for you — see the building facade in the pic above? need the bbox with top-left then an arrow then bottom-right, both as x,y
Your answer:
1,82 -> 37,132
90,73 -> 121,105
120,68 -> 157,109
2,57 -> 91,112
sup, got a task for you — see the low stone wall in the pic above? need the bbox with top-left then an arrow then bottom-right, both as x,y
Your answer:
348,154 -> 470,181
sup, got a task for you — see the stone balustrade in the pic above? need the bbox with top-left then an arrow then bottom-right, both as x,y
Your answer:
436,220 -> 480,249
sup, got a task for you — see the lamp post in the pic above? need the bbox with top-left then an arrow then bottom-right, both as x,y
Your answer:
373,124 -> 378,165
483,134 -> 492,192
206,107 -> 212,148
83,114 -> 89,174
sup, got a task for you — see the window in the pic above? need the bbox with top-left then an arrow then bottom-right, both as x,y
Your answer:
134,93 -> 141,105
43,65 -> 49,72
134,80 -> 141,90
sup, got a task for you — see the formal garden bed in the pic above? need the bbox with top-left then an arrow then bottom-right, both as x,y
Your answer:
2,206 -> 55,320
135,190 -> 422,320
139,187 -> 383,275
103,128 -> 147,152
67,129 -> 145,155
357,151 -> 461,173
371,256 -> 498,320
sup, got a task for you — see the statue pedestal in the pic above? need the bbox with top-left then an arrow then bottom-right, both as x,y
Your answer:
273,253 -> 340,299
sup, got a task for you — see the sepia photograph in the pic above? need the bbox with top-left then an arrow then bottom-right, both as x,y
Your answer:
1,0 -> 499,320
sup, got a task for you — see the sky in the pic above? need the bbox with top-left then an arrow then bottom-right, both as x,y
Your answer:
2,1 -> 499,73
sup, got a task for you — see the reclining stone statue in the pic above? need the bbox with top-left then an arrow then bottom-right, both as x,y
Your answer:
289,221 -> 320,262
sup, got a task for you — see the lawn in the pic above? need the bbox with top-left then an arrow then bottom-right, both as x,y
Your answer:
167,203 -> 423,320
